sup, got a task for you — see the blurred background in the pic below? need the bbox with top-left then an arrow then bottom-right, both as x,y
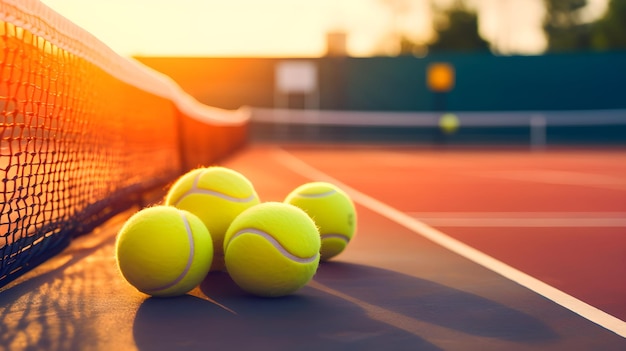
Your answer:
39,0 -> 624,57
41,0 -> 626,145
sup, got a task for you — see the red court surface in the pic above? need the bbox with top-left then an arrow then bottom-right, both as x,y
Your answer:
272,146 -> 626,321
1,144 -> 625,350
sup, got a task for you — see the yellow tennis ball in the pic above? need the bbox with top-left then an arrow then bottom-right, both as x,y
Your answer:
115,206 -> 213,297
223,202 -> 321,297
284,182 -> 356,261
165,166 -> 260,271
439,113 -> 460,134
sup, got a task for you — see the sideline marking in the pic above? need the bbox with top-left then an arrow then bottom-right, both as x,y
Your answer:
274,148 -> 626,338
409,212 -> 626,227
479,170 -> 626,191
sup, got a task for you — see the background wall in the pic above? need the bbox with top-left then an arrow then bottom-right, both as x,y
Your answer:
137,52 -> 626,112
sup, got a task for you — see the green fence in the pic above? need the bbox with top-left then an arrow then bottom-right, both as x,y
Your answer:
333,52 -> 626,111
138,52 -> 626,112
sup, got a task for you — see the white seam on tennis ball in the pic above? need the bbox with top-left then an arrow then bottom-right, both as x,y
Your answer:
144,212 -> 195,293
320,233 -> 351,243
295,189 -> 337,198
174,169 -> 256,206
229,228 -> 319,264
192,169 -> 204,189
178,188 -> 257,203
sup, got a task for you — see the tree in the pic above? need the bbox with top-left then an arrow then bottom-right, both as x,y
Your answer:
377,0 -> 429,56
543,0 -> 593,52
591,0 -> 626,50
376,0 -> 489,56
427,0 -> 490,53
398,35 -> 428,57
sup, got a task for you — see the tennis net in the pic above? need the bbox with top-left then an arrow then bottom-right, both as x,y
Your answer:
0,0 -> 248,288
249,108 -> 626,147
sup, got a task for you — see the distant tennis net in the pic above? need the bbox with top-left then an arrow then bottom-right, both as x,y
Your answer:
0,0 -> 248,287
250,108 -> 626,146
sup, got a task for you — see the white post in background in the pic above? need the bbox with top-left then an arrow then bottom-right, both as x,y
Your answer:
274,61 -> 319,140
530,114 -> 547,150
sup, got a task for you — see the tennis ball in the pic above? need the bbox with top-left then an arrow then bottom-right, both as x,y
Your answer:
439,113 -> 460,134
223,202 -> 321,297
165,166 -> 260,271
115,206 -> 213,297
285,182 -> 356,261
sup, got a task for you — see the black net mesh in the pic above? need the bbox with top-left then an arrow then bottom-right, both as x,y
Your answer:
0,2 -> 247,287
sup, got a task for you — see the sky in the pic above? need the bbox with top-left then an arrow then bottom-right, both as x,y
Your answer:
40,0 -> 609,57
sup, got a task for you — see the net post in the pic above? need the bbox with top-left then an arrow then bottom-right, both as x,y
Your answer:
530,114 -> 547,150
273,94 -> 289,140
274,60 -> 319,142
175,108 -> 189,173
305,89 -> 321,139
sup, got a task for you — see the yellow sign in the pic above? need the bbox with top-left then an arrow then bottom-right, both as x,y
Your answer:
427,63 -> 455,92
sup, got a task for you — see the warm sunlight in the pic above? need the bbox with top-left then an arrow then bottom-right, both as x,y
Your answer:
40,0 -> 608,57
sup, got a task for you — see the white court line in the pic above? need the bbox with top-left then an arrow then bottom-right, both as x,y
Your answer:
273,147 -> 626,338
478,170 -> 626,191
409,212 -> 626,227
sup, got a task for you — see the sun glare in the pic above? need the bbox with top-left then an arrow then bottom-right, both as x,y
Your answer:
40,0 -> 608,57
